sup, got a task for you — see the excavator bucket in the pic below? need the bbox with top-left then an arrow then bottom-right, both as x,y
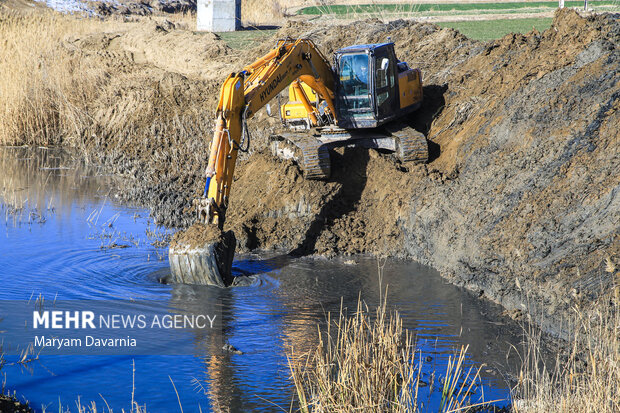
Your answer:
168,228 -> 236,287
194,197 -> 210,224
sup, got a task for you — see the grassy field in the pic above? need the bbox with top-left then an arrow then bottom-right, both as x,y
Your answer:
219,16 -> 553,48
298,1 -> 617,15
217,29 -> 276,49
438,17 -> 552,40
220,0 -> 618,48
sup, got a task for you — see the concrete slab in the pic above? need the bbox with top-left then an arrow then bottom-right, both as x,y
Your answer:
197,0 -> 241,32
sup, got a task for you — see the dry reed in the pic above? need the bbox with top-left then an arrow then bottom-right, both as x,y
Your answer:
511,285 -> 619,413
0,10 -> 215,192
241,0 -> 286,26
288,291 -> 487,412
0,12 -> 108,147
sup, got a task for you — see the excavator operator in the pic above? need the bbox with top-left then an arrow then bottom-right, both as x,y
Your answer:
353,54 -> 369,85
339,53 -> 371,110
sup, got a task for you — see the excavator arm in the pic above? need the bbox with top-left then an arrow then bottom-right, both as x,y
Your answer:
196,39 -> 337,228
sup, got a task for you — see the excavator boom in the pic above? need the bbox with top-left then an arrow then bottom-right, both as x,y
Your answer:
197,39 -> 337,227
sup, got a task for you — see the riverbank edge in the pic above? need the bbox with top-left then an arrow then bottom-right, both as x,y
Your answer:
0,393 -> 33,413
78,144 -> 578,342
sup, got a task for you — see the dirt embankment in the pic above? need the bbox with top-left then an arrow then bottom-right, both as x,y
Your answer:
151,10 -> 618,334
400,11 -> 620,333
2,7 -> 617,333
176,10 -> 619,334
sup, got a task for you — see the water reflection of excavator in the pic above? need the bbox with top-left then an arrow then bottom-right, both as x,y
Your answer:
197,38 -> 427,228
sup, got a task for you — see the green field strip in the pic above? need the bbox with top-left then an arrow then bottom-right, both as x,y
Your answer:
298,2 -> 617,15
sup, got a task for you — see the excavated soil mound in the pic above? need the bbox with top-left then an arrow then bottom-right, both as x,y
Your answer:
170,222 -> 223,249
226,148 -> 425,256
402,10 -> 620,333
169,10 -> 618,332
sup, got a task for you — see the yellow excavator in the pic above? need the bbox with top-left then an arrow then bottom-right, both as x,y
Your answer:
197,38 -> 427,228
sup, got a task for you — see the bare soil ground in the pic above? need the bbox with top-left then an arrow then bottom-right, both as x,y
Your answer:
1,5 -> 618,335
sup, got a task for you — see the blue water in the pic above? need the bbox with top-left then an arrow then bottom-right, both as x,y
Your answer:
0,147 -> 519,412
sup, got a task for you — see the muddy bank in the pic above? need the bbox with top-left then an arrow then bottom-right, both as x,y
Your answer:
0,394 -> 32,413
115,10 -> 619,335
402,10 -> 620,334
3,8 -> 618,335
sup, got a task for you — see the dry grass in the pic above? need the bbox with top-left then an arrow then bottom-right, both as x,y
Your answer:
0,10 -> 218,202
40,400 -> 147,413
289,277 -> 619,413
288,290 -> 489,412
512,285 -> 619,413
0,12 -> 108,147
38,360 -> 147,413
241,0 -> 287,26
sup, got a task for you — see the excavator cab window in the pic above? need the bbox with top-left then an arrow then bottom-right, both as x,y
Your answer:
373,45 -> 399,121
337,53 -> 372,113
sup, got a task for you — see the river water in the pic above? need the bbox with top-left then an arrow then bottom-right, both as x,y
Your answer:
0,147 -> 523,412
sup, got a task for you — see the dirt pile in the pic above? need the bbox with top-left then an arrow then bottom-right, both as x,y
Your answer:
64,19 -> 233,77
0,0 -> 47,14
401,9 -> 619,334
224,148 -> 425,256
376,12 -> 616,331
170,222 -> 225,249
187,10 -> 616,332
91,0 -> 196,16
89,0 -> 292,25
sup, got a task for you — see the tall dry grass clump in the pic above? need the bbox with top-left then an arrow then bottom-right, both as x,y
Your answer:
512,285 -> 619,412
288,291 -> 488,412
0,12 -> 107,146
241,0 -> 286,26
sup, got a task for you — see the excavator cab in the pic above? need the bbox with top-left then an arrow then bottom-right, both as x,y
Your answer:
275,41 -> 427,181
335,43 -> 409,129
337,53 -> 371,112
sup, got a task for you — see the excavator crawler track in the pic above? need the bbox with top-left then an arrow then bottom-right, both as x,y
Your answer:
270,134 -> 331,180
299,139 -> 331,179
390,126 -> 429,164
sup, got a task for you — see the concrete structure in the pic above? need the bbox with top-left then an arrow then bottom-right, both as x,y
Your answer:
197,0 -> 241,32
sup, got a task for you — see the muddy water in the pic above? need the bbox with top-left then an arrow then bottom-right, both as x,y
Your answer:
0,148 -> 523,412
